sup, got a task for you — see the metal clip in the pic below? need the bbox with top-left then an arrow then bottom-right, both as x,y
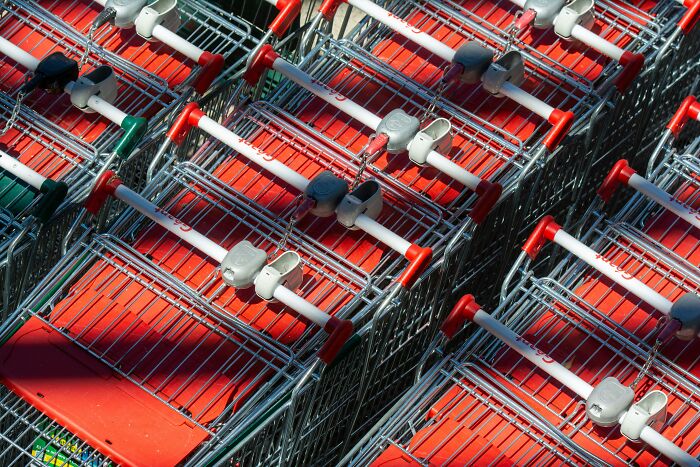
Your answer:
220,240 -> 268,288
375,109 -> 420,154
104,0 -> 149,28
451,42 -> 494,84
69,66 -> 118,112
408,118 -> 453,166
255,251 -> 304,301
523,0 -> 566,28
482,50 -> 525,97
135,0 -> 181,40
620,391 -> 667,441
554,0 -> 595,40
669,293 -> 700,340
305,171 -> 349,217
585,377 -> 634,427
336,180 -> 383,229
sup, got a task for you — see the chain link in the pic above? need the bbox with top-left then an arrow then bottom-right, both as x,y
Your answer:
421,73 -> 449,124
273,194 -> 311,257
79,23 -> 99,70
351,145 -> 371,191
630,338 -> 662,391
0,88 -> 27,137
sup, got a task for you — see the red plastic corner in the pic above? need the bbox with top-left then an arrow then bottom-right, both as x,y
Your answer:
667,95 -> 700,138
85,170 -> 122,215
614,52 -> 645,93
544,109 -> 575,151
397,244 -> 433,288
194,52 -> 225,94
440,294 -> 481,339
597,159 -> 636,203
269,0 -> 301,37
318,0 -> 347,20
243,44 -> 280,85
319,316 -> 354,364
469,180 -> 502,224
680,0 -> 700,34
522,215 -> 561,260
166,102 -> 205,146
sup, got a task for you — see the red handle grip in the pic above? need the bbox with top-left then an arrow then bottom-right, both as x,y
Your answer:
85,170 -> 122,215
667,96 -> 700,138
318,316 -> 354,364
397,244 -> 433,288
544,109 -> 575,151
269,0 -> 301,37
614,51 -> 645,93
244,44 -> 281,85
440,294 -> 480,339
680,0 -> 700,34
469,180 -> 502,225
597,159 -> 636,203
318,0 -> 347,20
194,52 -> 225,94
166,102 -> 205,146
521,215 -> 561,260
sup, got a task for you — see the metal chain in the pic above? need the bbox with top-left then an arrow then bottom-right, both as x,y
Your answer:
421,73 -> 449,123
630,338 -> 662,391
502,12 -> 523,57
351,143 -> 372,191
79,24 -> 98,70
0,87 -> 27,137
273,194 -> 307,257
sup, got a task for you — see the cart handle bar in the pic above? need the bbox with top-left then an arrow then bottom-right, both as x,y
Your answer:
268,0 -> 302,37
599,159 -> 700,230
244,45 -> 503,223
440,293 -> 480,339
680,0 -> 700,35
165,102 -> 434,287
84,170 -> 353,364
194,52 -> 225,95
667,96 -> 700,139
521,214 -> 562,260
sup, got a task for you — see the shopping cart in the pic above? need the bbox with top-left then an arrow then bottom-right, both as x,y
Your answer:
0,95 -> 96,323
153,100 -> 439,291
434,293 -> 700,465
26,0 -> 267,96
0,157 -> 370,465
312,0 -> 651,94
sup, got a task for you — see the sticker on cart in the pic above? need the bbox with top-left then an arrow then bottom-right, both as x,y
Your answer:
31,426 -> 112,467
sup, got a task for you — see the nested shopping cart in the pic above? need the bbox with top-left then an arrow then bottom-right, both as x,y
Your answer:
0,94 -> 97,323
0,154 -> 374,465
156,100 -> 440,292
24,0 -> 268,97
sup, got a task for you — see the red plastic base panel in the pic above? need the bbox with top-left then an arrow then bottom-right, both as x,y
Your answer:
0,317 -> 209,466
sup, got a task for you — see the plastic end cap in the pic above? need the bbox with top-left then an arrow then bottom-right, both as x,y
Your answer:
522,215 -> 561,260
243,44 -> 280,86
597,159 -> 635,203
270,0 -> 301,37
84,170 -> 122,215
166,102 -> 205,146
397,244 -> 433,288
115,116 -> 148,159
680,0 -> 700,34
194,52 -> 225,94
470,180 -> 502,225
318,0 -> 347,21
319,316 -> 354,364
35,179 -> 69,223
440,294 -> 481,339
614,52 -> 645,93
544,109 -> 575,151
667,95 -> 699,138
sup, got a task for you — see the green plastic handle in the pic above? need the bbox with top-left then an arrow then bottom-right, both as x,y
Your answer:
114,115 -> 148,160
33,179 -> 69,223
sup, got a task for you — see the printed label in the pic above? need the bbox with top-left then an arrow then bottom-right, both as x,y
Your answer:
515,335 -> 555,363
